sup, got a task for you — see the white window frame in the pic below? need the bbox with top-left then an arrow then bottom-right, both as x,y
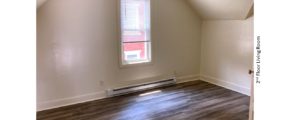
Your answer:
118,0 -> 153,68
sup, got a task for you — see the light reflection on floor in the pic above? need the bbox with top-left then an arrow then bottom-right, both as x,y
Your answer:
139,90 -> 162,96
112,90 -> 188,120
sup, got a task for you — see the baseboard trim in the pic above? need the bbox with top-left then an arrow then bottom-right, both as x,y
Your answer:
200,75 -> 250,96
37,91 -> 106,111
37,74 -> 200,111
176,74 -> 200,83
38,74 -> 248,111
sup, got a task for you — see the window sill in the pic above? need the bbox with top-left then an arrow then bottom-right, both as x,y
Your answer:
120,60 -> 153,69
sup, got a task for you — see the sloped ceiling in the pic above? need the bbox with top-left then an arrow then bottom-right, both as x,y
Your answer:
187,0 -> 253,20
37,0 -> 47,8
37,0 -> 253,20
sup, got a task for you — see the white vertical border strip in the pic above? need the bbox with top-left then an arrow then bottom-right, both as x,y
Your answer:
255,0 -> 290,120
0,0 -> 36,119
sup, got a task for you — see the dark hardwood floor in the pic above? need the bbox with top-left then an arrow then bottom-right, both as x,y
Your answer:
37,80 -> 250,120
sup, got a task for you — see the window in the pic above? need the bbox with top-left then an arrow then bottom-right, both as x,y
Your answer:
120,0 -> 151,65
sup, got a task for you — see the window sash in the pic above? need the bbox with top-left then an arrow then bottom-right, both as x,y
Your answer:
121,42 -> 151,65
120,0 -> 151,42
122,41 -> 150,43
120,0 -> 151,65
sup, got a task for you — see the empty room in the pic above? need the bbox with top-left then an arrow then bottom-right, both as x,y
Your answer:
37,0 -> 254,120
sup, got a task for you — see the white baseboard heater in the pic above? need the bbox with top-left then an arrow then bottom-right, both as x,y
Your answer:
107,77 -> 176,97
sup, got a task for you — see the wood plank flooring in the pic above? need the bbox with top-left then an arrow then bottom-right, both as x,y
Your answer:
37,80 -> 250,120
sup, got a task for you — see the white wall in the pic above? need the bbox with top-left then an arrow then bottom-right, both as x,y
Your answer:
37,0 -> 201,110
200,16 -> 254,95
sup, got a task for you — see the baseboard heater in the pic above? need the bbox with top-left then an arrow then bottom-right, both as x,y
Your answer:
107,77 -> 176,97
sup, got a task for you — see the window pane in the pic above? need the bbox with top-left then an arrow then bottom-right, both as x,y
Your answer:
122,42 -> 151,64
121,0 -> 150,42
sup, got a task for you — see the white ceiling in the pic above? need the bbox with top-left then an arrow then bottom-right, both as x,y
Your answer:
187,0 -> 253,20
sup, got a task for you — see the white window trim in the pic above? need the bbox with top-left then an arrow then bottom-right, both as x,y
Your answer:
117,0 -> 153,68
